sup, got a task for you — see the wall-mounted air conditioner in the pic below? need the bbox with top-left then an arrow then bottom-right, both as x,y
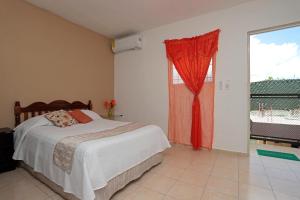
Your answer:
112,34 -> 142,54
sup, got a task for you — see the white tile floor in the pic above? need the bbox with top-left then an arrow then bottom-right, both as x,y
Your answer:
1,143 -> 300,200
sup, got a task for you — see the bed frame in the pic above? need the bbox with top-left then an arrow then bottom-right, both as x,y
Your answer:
14,100 -> 92,127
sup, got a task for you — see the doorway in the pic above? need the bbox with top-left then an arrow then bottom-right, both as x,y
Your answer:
248,24 -> 300,152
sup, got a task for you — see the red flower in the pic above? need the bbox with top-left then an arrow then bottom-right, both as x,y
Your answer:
104,99 -> 117,110
111,99 -> 116,107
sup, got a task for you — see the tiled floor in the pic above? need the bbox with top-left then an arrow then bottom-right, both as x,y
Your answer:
1,143 -> 300,200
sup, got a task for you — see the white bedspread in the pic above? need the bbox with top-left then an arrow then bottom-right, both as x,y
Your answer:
13,117 -> 170,200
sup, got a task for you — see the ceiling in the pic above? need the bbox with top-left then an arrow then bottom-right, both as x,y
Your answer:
25,0 -> 252,38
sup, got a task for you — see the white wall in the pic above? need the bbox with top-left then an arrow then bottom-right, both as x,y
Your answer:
115,0 -> 300,153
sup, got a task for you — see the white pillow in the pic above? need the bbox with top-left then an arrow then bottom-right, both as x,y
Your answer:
14,115 -> 53,131
14,115 -> 53,149
81,110 -> 102,120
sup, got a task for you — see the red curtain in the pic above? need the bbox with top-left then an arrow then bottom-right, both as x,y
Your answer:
164,29 -> 220,150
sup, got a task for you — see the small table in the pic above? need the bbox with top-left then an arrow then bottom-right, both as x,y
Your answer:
100,114 -> 124,120
0,128 -> 16,173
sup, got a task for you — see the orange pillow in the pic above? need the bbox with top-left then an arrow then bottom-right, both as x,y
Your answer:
68,109 -> 93,124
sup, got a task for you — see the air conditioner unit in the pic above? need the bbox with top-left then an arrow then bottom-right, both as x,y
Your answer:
112,34 -> 142,54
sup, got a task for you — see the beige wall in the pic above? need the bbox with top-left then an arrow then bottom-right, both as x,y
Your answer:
0,0 -> 114,128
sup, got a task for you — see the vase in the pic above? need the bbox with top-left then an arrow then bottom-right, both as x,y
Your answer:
107,109 -> 113,119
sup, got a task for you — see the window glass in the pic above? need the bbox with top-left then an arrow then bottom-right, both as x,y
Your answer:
173,60 -> 213,84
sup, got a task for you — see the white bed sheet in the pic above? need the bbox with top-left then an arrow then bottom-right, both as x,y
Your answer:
13,117 -> 170,200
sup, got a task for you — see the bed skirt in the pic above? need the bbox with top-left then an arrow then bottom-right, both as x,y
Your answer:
20,153 -> 163,200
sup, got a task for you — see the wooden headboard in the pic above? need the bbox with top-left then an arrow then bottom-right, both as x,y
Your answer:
14,100 -> 92,127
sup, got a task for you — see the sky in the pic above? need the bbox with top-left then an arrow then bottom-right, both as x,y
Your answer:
250,26 -> 300,82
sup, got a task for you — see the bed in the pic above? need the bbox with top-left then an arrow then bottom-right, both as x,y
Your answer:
13,100 -> 170,200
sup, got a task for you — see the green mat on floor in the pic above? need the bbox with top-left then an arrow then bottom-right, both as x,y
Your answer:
257,149 -> 300,161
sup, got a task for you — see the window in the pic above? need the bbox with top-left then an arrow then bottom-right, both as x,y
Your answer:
172,59 -> 213,84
